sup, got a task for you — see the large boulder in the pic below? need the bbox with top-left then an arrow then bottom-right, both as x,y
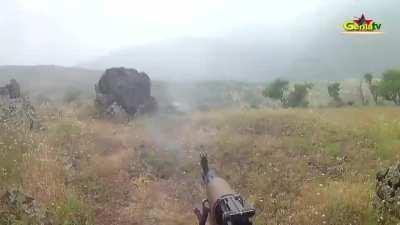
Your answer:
0,79 -> 39,130
95,67 -> 157,116
0,79 -> 21,99
7,79 -> 21,99
0,79 -> 20,99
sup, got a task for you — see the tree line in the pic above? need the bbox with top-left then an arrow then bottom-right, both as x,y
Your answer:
263,69 -> 400,107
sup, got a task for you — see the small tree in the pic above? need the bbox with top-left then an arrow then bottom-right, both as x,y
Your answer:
328,82 -> 342,105
263,78 -> 289,105
286,83 -> 313,107
364,73 -> 373,85
364,73 -> 379,104
378,69 -> 400,105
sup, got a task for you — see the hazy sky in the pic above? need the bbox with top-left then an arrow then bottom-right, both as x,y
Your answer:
0,0 -> 392,66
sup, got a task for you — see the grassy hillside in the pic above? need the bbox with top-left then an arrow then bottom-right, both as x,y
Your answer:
0,65 -> 101,100
2,103 -> 400,224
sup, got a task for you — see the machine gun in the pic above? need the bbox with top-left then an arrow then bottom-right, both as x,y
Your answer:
194,153 -> 255,225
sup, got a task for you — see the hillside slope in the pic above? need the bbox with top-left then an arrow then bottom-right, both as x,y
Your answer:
0,65 -> 101,98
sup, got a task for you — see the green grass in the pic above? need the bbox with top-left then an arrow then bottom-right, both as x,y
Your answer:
48,193 -> 94,225
5,104 -> 400,225
369,118 -> 400,160
325,142 -> 341,158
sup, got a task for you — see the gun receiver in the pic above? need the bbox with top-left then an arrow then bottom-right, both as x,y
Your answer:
196,153 -> 255,225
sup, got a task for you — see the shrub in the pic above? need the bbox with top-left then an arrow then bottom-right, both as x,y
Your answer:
328,82 -> 343,106
263,79 -> 289,105
378,69 -> 400,105
285,83 -> 313,108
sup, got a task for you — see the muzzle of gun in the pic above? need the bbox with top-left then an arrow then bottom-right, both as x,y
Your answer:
194,153 -> 255,225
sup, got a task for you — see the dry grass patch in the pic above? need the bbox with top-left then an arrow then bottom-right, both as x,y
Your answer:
294,181 -> 376,225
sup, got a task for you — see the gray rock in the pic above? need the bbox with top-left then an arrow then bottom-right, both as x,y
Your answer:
375,163 -> 400,221
0,79 -> 39,130
7,79 -> 21,99
0,79 -> 20,99
95,67 -> 158,116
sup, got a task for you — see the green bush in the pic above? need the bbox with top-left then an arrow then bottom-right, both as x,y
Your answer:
48,194 -> 94,225
263,79 -> 289,105
286,83 -> 313,108
327,82 -> 342,105
378,70 -> 400,105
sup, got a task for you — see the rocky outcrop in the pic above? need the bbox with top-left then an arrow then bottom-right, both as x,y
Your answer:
95,67 -> 158,117
0,79 -> 39,130
7,79 -> 21,99
375,163 -> 400,221
0,79 -> 20,99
